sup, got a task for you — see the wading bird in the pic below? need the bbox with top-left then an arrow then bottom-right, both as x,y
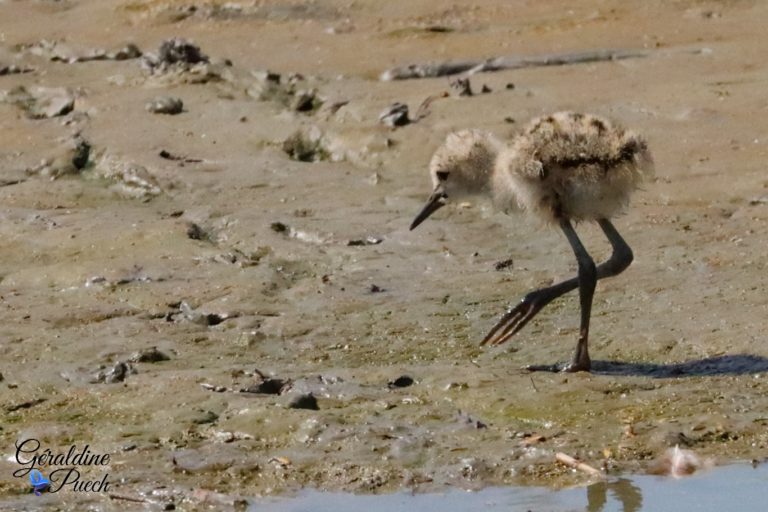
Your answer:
410,111 -> 654,372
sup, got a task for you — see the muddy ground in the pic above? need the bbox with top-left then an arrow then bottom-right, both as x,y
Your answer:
1,0 -> 768,509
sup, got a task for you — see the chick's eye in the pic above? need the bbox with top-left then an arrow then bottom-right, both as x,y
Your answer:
436,171 -> 449,181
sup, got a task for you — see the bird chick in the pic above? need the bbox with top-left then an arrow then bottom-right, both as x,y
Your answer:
410,112 -> 654,372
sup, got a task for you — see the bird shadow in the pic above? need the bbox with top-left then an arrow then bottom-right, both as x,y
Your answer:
590,354 -> 768,378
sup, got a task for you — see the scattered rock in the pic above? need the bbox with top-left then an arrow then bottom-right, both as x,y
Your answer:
92,154 -> 162,199
2,86 -> 75,119
110,43 -> 143,61
388,375 -> 414,388
186,222 -> 211,241
129,347 -> 171,363
749,195 -> 768,205
270,221 -> 289,233
281,127 -> 329,162
481,84 -> 492,93
201,383 -> 227,393
241,378 -> 289,395
31,138 -> 91,179
0,64 -> 33,76
142,38 -> 209,74
6,398 -> 46,413
291,88 -> 323,112
287,393 -> 319,410
450,76 -> 473,97
146,96 -> 184,115
177,301 -> 230,326
346,236 -> 383,246
378,102 -> 410,128
91,362 -> 135,384
192,410 -> 219,425
494,258 -> 514,271
506,82 -> 515,89
368,284 -> 385,293
19,40 -> 142,63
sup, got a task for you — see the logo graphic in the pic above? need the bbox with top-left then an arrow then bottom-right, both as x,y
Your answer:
12,439 -> 111,495
29,469 -> 50,496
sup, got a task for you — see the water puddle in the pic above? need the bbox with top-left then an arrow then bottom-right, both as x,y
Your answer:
250,463 -> 768,512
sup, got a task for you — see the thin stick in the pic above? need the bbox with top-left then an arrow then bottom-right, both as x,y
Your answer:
529,376 -> 539,393
380,48 -> 649,81
108,494 -> 148,503
555,452 -> 603,477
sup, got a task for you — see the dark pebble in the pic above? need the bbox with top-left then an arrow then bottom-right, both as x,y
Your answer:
481,84 -> 492,93
369,284 -> 385,293
388,375 -> 414,388
494,258 -> 514,271
378,102 -> 410,128
186,222 -> 206,240
192,410 -> 219,425
450,77 -> 473,97
205,313 -> 226,326
504,116 -> 516,123
242,378 -> 288,395
505,82 -> 515,89
288,393 -> 319,410
270,222 -> 289,233
130,347 -> 171,363
105,362 -> 131,383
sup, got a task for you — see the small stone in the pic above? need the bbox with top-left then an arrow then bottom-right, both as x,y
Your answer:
130,347 -> 171,363
481,84 -> 492,93
201,383 -> 227,392
106,362 -> 131,383
146,96 -> 184,115
378,102 -> 410,128
450,77 -> 473,97
505,82 -> 515,89
494,258 -> 514,271
110,43 -> 142,60
346,236 -> 383,246
192,410 -> 219,425
186,222 -> 207,240
388,375 -> 414,388
143,38 -> 209,74
288,393 -> 319,410
291,89 -> 322,112
4,86 -> 75,119
281,127 -> 327,162
270,222 -> 289,233
242,378 -> 288,395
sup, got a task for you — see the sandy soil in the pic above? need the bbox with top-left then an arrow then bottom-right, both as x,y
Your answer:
1,0 -> 768,509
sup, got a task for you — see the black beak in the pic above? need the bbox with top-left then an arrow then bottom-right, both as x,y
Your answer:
410,189 -> 447,230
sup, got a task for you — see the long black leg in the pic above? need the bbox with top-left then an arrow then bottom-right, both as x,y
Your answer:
481,219 -> 633,354
558,219 -> 597,371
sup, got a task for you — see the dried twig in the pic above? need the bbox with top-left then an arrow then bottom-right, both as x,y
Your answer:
108,494 -> 148,503
380,48 -> 649,81
555,452 -> 603,477
413,91 -> 450,121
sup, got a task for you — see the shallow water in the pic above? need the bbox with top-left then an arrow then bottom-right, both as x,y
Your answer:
252,464 -> 768,512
